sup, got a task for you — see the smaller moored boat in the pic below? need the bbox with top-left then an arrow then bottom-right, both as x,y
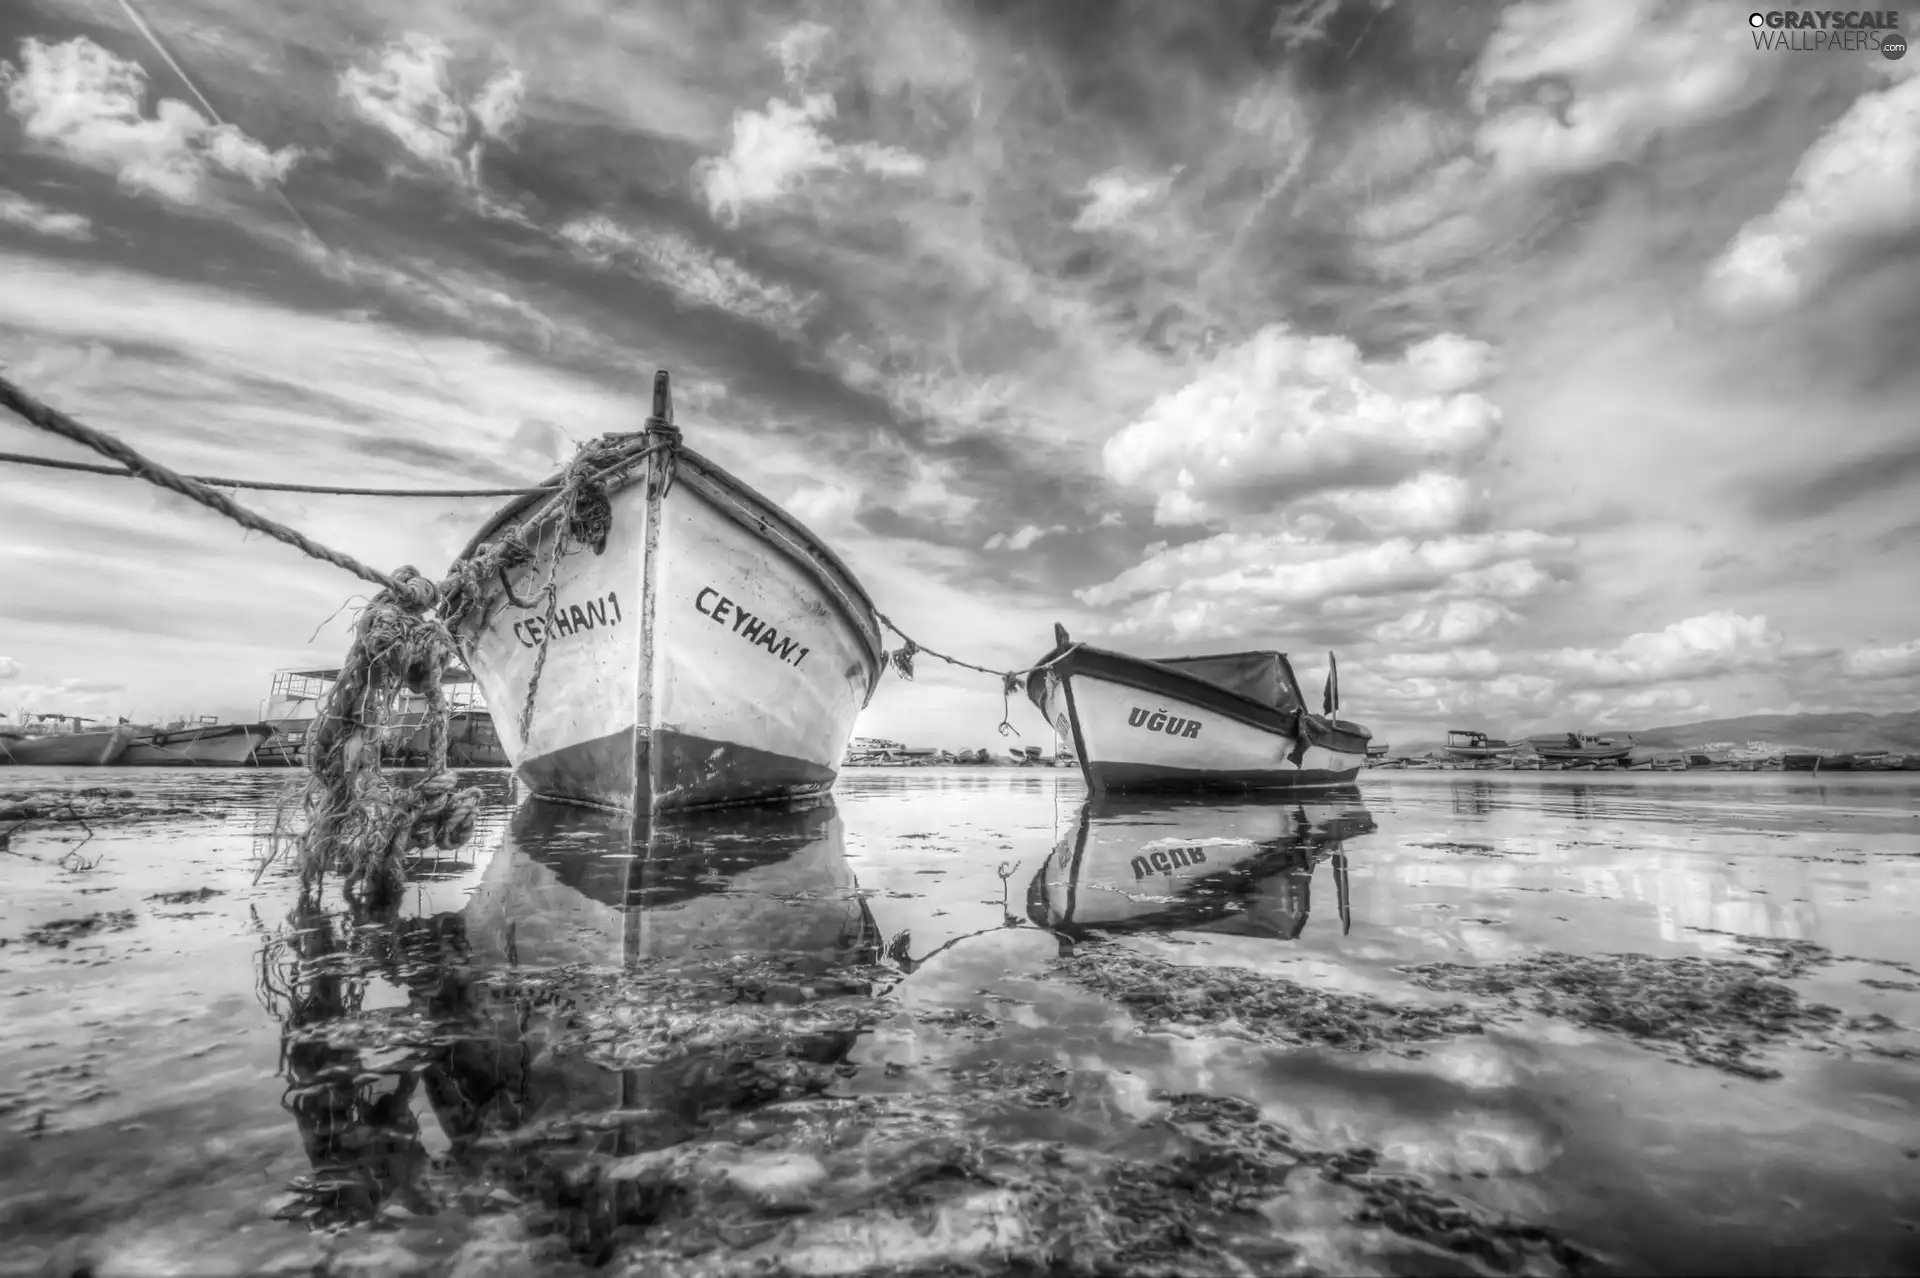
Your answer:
0,714 -> 138,766
1443,729 -> 1518,762
1530,732 -> 1634,764
1025,626 -> 1371,794
121,718 -> 276,766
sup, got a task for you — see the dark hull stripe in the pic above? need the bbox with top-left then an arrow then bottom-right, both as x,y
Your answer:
517,727 -> 836,813
1086,761 -> 1362,794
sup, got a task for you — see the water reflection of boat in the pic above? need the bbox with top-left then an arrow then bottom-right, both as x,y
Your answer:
259,794 -> 880,1232
1026,791 -> 1373,941
461,796 -> 878,968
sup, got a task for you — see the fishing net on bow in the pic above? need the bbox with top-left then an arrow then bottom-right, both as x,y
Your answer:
295,435 -> 665,908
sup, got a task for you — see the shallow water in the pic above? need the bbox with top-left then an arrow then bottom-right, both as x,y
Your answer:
1,767 -> 1917,1276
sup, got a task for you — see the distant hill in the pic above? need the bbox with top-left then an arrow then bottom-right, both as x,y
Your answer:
1627,710 -> 1920,754
1391,710 -> 1920,758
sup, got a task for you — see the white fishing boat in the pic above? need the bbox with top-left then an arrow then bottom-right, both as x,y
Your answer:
121,717 -> 275,766
0,714 -> 137,766
448,372 -> 884,813
254,665 -> 497,768
1024,626 -> 1372,793
1026,793 -> 1372,940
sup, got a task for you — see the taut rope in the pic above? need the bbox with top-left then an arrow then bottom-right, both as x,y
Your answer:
0,449 -> 553,497
0,375 -> 413,596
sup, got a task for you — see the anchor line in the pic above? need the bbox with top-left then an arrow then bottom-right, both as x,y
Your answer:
0,449 -> 556,497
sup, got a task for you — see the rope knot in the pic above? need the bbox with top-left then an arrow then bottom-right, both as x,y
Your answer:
386,565 -> 439,613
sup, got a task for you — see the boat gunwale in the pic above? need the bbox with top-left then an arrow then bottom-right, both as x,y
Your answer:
453,438 -> 884,701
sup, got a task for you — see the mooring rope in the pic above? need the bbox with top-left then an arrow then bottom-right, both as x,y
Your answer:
0,372 -> 625,907
871,611 -> 1072,737
0,375 -> 417,595
0,449 -> 554,497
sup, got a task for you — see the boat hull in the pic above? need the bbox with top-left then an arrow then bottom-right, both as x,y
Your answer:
454,440 -> 883,814
1029,647 -> 1368,793
383,711 -> 510,769
0,724 -> 137,766
121,723 -> 273,766
1533,746 -> 1633,763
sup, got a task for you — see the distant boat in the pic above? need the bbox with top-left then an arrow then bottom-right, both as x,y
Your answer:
1365,742 -> 1390,765
384,709 -> 510,769
449,372 -> 884,814
1443,729 -> 1518,761
1530,732 -> 1634,764
122,719 -> 275,766
1024,626 -> 1371,794
1026,792 -> 1373,940
254,666 -> 505,769
0,714 -> 137,766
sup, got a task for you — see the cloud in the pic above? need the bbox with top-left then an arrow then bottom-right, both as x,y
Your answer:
1,676 -> 129,720
1101,326 -> 1500,526
1077,529 -> 1566,641
1706,73 -> 1920,312
1842,638 -> 1920,681
1073,169 -> 1175,233
2,37 -> 300,203
1472,0 -> 1768,177
1566,684 -> 1711,728
1373,599 -> 1520,647
695,25 -> 925,224
556,215 -> 817,330
785,481 -> 860,531
0,656 -> 19,680
1545,611 -> 1784,689
1322,471 -> 1480,537
1374,649 -> 1504,680
0,188 -> 92,240
984,524 -> 1065,552
338,34 -> 524,187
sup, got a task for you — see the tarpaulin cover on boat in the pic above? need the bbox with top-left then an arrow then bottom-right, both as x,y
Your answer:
1155,652 -> 1304,714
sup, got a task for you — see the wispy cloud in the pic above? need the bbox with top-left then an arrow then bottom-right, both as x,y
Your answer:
0,186 -> 91,238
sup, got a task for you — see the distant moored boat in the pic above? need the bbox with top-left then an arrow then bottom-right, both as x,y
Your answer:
1443,729 -> 1518,761
1530,732 -> 1634,764
121,720 -> 275,766
0,715 -> 137,766
1025,626 -> 1371,794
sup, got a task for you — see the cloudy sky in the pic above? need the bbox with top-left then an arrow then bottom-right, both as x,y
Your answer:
2,0 -> 1917,750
